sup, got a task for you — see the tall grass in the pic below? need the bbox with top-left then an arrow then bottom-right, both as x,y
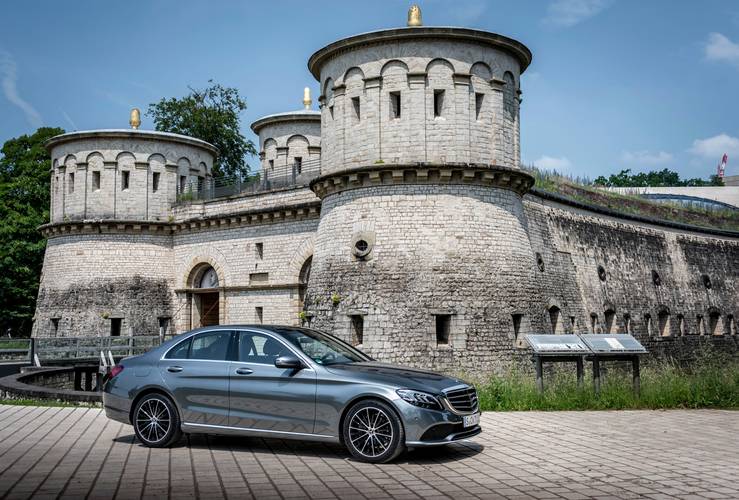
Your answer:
475,358 -> 739,411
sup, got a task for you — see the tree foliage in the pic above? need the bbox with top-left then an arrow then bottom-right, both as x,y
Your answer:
0,127 -> 64,337
593,168 -> 724,188
146,81 -> 256,179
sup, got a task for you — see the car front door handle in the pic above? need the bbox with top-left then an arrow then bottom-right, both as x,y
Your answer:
167,366 -> 183,373
235,367 -> 253,375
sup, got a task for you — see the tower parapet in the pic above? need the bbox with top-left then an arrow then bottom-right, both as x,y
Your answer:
46,129 -> 217,222
308,25 -> 531,175
250,90 -> 321,186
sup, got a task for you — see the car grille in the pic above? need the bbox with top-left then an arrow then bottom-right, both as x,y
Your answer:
444,386 -> 478,413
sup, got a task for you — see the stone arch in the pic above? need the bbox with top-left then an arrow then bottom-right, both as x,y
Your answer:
288,237 -> 314,282
503,71 -> 517,118
425,58 -> 456,75
604,306 -> 617,334
183,256 -> 226,289
287,135 -> 310,173
86,151 -> 104,164
707,307 -> 722,336
471,61 -> 492,81
115,151 -> 135,163
147,153 -> 165,171
343,66 -> 365,86
323,77 -> 334,100
63,154 -> 77,169
380,59 -> 409,78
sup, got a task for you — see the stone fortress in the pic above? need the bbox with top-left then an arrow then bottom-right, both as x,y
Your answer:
33,6 -> 738,372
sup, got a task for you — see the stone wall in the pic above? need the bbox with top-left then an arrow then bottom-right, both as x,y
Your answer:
33,232 -> 174,337
252,115 -> 321,184
305,183 -> 542,374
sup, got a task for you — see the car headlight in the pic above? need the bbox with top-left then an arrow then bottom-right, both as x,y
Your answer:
396,389 -> 442,410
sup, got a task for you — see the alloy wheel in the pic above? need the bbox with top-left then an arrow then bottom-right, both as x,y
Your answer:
348,406 -> 394,459
135,397 -> 171,444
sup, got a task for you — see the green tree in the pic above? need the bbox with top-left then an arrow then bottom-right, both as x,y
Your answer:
147,81 -> 256,179
593,168 -> 722,188
0,127 -> 64,337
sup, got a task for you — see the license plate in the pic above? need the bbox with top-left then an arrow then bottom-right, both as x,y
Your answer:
463,412 -> 480,428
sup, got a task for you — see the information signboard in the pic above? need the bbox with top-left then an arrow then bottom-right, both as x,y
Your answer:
525,334 -> 590,355
578,334 -> 646,354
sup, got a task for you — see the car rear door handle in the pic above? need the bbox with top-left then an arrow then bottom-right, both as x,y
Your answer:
167,366 -> 183,373
235,367 -> 253,375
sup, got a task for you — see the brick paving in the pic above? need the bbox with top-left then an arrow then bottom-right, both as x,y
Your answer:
0,405 -> 737,499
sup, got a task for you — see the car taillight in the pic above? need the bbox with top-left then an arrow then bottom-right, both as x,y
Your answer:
110,365 -> 124,379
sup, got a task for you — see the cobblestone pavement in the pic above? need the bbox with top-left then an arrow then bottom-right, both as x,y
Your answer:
0,405 -> 737,500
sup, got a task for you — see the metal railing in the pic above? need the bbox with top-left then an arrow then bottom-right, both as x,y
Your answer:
176,158 -> 321,203
0,336 -> 164,364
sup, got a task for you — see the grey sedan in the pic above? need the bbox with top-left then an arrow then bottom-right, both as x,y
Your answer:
103,325 -> 481,463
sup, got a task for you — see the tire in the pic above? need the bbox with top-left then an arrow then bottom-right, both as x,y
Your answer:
342,399 -> 405,463
133,393 -> 182,448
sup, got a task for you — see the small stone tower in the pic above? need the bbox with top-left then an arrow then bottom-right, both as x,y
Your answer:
34,118 -> 217,338
250,89 -> 321,186
304,6 -> 540,371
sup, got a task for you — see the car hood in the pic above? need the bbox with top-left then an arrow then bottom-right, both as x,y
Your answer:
324,361 -> 470,394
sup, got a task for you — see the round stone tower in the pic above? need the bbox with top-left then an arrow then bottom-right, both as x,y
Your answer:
34,120 -> 217,338
250,88 -> 321,186
304,7 -> 541,372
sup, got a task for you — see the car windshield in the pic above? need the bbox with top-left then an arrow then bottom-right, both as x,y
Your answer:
275,327 -> 370,366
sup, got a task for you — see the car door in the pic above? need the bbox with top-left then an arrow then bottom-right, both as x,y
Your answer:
158,330 -> 232,427
228,330 -> 317,434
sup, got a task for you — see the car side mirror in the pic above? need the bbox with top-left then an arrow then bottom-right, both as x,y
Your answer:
274,354 -> 303,370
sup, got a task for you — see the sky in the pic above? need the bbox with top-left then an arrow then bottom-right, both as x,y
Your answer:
1,0 -> 738,179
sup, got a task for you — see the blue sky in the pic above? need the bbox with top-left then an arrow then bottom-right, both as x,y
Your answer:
1,0 -> 738,179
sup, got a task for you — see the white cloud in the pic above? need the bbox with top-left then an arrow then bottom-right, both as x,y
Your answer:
705,32 -> 739,66
620,150 -> 673,165
689,133 -> 739,158
544,0 -> 612,28
534,155 -> 572,170
0,50 -> 43,128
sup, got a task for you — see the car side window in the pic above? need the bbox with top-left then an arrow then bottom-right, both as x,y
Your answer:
189,331 -> 232,361
238,331 -> 289,364
165,338 -> 191,359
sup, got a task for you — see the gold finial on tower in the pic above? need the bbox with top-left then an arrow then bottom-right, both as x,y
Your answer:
303,87 -> 312,110
407,4 -> 422,27
129,108 -> 141,130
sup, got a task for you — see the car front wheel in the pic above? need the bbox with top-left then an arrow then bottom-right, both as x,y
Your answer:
342,399 -> 405,463
133,393 -> 182,448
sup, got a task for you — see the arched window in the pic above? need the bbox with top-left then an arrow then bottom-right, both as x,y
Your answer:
548,305 -> 562,334
197,266 -> 219,289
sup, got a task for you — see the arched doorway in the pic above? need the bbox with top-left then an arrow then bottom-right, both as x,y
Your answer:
191,265 -> 220,327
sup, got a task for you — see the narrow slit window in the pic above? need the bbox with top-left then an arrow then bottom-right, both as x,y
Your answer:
255,242 -> 263,261
255,307 -> 263,324
92,171 -> 101,191
390,91 -> 401,119
512,314 -> 524,346
475,93 -> 484,119
179,175 -> 187,193
50,318 -> 60,336
350,315 -> 364,346
295,157 -> 302,174
121,171 -> 130,190
268,159 -> 274,170
152,172 -> 160,192
433,89 -> 445,118
329,105 -> 334,119
68,173 -> 75,193
435,315 -> 451,345
351,97 -> 361,121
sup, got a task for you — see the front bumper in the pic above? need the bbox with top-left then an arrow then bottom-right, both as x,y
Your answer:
393,398 -> 482,447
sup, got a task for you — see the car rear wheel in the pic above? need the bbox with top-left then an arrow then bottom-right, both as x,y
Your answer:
343,399 -> 405,463
133,393 -> 182,448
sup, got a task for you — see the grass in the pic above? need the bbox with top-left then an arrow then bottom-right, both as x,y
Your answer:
525,167 -> 739,232
0,340 -> 31,350
474,357 -> 739,411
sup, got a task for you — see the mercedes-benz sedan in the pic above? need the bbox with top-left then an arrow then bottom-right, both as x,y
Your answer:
103,325 -> 481,463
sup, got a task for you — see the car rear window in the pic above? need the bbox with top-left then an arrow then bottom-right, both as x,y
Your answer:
165,338 -> 191,359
